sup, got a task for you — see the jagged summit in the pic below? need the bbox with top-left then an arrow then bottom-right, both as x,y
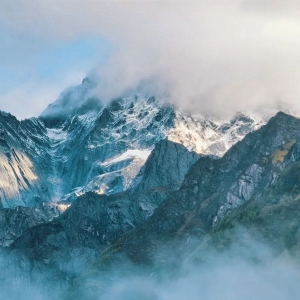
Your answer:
0,111 -> 12,117
267,110 -> 300,125
40,77 -> 101,126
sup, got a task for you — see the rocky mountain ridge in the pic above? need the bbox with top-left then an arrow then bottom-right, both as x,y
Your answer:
3,78 -> 292,300
1,106 -> 300,300
0,78 -> 264,208
62,112 -> 300,299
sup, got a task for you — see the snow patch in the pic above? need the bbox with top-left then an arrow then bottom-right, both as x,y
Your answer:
102,149 -> 151,166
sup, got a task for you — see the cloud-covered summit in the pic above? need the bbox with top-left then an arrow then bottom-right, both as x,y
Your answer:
1,0 -> 300,118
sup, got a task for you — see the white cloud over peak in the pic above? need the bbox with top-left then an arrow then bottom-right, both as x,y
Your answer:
1,1 -> 300,117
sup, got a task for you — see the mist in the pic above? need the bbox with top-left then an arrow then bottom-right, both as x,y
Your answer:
67,229 -> 300,300
96,233 -> 300,300
1,1 -> 300,117
101,259 -> 300,300
1,228 -> 300,299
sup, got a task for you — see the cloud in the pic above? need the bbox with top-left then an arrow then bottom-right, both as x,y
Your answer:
1,0 -> 300,117
80,230 -> 300,300
3,228 -> 300,300
241,0 -> 300,14
101,259 -> 300,300
0,30 -> 108,118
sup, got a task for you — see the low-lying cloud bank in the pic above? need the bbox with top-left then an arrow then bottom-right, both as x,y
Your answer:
101,259 -> 300,300
1,1 -> 300,117
95,231 -> 300,300
1,229 -> 300,299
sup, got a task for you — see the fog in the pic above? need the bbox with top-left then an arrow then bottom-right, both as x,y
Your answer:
1,1 -> 300,117
95,231 -> 300,300
1,228 -> 300,299
101,259 -> 300,300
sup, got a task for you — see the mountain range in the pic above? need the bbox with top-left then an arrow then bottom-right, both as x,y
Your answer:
1,78 -> 299,299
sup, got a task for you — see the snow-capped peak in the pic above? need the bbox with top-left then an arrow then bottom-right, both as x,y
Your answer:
0,78 -> 267,207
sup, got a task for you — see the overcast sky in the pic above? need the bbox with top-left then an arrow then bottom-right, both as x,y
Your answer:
1,0 -> 300,119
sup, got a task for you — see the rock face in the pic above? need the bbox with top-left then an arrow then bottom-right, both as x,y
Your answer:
201,160 -> 300,256
89,112 -> 300,264
3,102 -> 300,299
9,140 -> 200,279
0,203 -> 66,247
60,111 -> 300,300
0,78 -> 263,208
0,112 -> 52,207
130,139 -> 200,192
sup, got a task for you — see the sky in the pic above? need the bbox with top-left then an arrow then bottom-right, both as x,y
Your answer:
0,23 -> 110,118
1,1 -> 300,119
